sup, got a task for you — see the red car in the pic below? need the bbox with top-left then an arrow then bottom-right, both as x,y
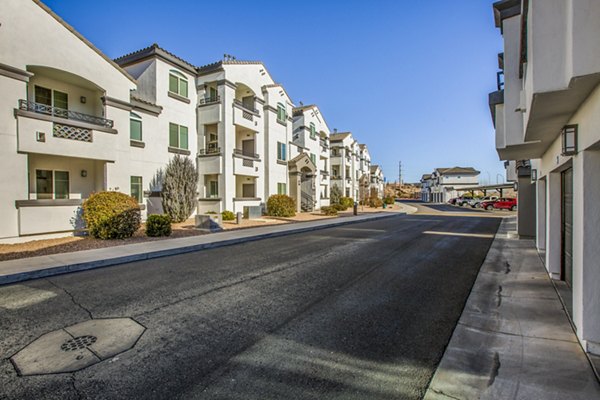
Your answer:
481,198 -> 517,211
494,197 -> 517,211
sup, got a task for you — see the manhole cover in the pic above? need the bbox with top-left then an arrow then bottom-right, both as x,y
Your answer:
61,335 -> 97,352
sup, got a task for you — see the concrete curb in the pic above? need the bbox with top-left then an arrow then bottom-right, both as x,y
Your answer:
0,213 -> 402,286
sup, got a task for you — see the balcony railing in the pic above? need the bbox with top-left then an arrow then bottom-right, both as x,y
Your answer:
19,99 -> 114,128
320,170 -> 329,176
198,147 -> 221,156
233,99 -> 258,114
199,95 -> 220,106
233,148 -> 259,159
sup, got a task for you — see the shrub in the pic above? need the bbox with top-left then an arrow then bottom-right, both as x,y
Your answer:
83,191 -> 141,239
332,203 -> 347,211
205,211 -> 217,214
330,184 -> 342,205
321,206 -> 338,216
267,194 -> 296,217
222,210 -> 235,221
340,197 -> 354,209
383,196 -> 395,205
369,197 -> 384,208
161,155 -> 199,223
145,214 -> 172,237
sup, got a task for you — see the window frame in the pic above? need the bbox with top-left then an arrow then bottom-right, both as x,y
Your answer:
209,180 -> 219,198
276,103 -> 286,124
130,112 -> 143,141
130,176 -> 143,204
169,122 -> 189,150
277,182 -> 287,195
277,141 -> 287,161
168,70 -> 189,98
35,169 -> 70,200
309,123 -> 316,140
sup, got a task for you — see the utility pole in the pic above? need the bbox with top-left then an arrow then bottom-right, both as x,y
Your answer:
398,161 -> 403,188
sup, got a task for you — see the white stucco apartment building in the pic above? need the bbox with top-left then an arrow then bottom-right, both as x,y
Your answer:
0,0 -> 386,241
491,0 -> 600,357
421,167 -> 480,203
292,105 -> 331,210
369,165 -> 384,198
330,132 -> 358,200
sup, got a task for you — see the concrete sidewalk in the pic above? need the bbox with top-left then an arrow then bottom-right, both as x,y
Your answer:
0,212 -> 401,286
425,217 -> 600,399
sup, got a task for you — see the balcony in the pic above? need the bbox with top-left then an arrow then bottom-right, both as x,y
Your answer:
18,100 -> 114,129
15,103 -> 118,161
197,149 -> 222,174
199,95 -> 220,106
197,97 -> 221,124
233,101 -> 259,131
233,150 -> 260,177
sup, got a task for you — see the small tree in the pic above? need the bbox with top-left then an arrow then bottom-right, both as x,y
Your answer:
331,184 -> 342,205
161,155 -> 198,223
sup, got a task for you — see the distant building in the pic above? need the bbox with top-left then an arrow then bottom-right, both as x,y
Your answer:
420,168 -> 480,203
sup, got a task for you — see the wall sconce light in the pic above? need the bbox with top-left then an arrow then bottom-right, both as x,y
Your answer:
531,169 -> 537,183
80,96 -> 87,104
561,125 -> 578,156
81,170 -> 87,178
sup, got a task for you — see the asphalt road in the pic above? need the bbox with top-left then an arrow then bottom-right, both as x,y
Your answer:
0,209 -> 501,400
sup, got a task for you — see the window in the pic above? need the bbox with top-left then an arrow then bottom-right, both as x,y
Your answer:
209,180 -> 219,198
168,70 -> 188,98
310,153 -> 316,165
169,123 -> 188,149
309,123 -> 316,140
277,182 -> 287,195
206,132 -> 218,152
242,183 -> 255,198
209,87 -> 218,101
131,176 -> 143,203
277,142 -> 286,161
277,103 -> 286,123
36,170 -> 69,199
35,86 -> 68,110
130,112 -> 142,141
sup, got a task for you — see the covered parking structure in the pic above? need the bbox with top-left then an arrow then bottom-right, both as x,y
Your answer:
455,183 -> 515,198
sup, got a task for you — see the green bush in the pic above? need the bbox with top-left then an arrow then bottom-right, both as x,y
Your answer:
161,155 -> 199,223
369,197 -> 384,208
383,196 -> 395,205
330,184 -> 342,205
83,192 -> 141,239
266,194 -> 296,217
321,206 -> 338,216
340,197 -> 354,209
145,214 -> 172,237
332,203 -> 347,211
222,210 -> 235,221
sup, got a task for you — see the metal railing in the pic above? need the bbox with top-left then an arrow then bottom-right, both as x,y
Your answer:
233,99 -> 258,114
233,148 -> 260,159
19,99 -> 114,128
198,147 -> 221,156
199,95 -> 220,105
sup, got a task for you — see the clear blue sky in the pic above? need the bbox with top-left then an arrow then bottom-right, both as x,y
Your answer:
44,0 -> 504,184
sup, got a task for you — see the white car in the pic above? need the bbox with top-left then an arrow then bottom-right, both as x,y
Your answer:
469,196 -> 498,208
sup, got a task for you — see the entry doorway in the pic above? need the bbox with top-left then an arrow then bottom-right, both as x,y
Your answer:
561,168 -> 573,288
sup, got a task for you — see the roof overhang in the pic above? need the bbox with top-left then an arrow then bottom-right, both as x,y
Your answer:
524,73 -> 600,146
496,140 -> 545,160
488,90 -> 504,126
493,0 -> 521,29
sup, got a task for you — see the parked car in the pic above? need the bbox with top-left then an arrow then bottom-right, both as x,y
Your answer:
455,196 -> 473,207
448,197 -> 457,205
469,195 -> 498,208
494,197 -> 517,211
480,199 -> 499,210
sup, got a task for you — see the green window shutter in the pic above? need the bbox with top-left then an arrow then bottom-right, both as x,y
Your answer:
169,74 -> 178,93
53,91 -> 68,110
180,79 -> 188,97
54,171 -> 69,199
179,125 -> 188,149
169,123 -> 179,147
277,142 -> 282,160
130,119 -> 142,141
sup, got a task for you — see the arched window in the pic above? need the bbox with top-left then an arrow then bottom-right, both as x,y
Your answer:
130,112 -> 142,141
169,69 -> 188,97
277,102 -> 286,124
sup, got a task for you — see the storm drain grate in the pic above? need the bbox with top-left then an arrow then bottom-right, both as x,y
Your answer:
61,335 -> 97,352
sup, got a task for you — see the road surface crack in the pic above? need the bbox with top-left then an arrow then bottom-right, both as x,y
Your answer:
46,279 -> 93,320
